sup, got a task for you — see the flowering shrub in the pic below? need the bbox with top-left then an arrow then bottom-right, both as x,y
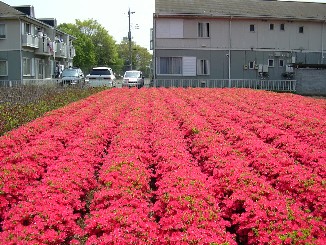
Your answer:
0,88 -> 325,244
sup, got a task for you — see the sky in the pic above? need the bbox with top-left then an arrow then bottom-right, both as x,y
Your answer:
3,0 -> 155,50
2,0 -> 326,51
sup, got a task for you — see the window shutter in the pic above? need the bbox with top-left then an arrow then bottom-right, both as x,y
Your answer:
183,57 -> 196,76
156,19 -> 183,38
31,58 -> 35,76
21,22 -> 25,35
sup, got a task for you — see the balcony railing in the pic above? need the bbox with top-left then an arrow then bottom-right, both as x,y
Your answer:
21,34 -> 39,48
68,46 -> 76,59
35,37 -> 52,55
55,42 -> 67,58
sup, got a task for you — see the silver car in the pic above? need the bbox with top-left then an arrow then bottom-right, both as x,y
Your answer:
122,70 -> 144,88
60,67 -> 84,86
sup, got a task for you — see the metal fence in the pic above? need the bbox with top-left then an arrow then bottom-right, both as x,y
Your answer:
153,79 -> 297,92
1,78 -> 297,92
0,79 -> 62,88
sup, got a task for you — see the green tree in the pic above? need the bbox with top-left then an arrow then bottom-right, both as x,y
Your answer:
58,19 -> 123,74
75,19 -> 123,73
58,23 -> 96,73
133,45 -> 152,77
118,40 -> 152,77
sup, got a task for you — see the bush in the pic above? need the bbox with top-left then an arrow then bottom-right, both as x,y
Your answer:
0,85 -> 107,136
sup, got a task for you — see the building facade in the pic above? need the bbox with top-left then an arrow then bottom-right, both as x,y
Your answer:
153,0 -> 326,83
0,1 -> 75,82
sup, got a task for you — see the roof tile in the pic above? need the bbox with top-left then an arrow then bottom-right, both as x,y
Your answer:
155,0 -> 326,20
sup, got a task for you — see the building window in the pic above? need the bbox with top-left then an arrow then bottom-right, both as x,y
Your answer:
250,24 -> 255,32
249,61 -> 255,69
24,22 -> 31,34
0,60 -> 8,76
198,22 -> 210,37
279,59 -> 284,67
23,57 -> 31,76
0,24 -> 6,38
280,23 -> 285,31
158,57 -> 182,75
299,26 -> 304,33
197,59 -> 210,75
150,28 -> 153,50
269,24 -> 274,30
268,59 -> 274,67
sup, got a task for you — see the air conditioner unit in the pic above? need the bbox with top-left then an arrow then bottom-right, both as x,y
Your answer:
263,65 -> 269,73
286,64 -> 294,73
254,64 -> 259,70
243,65 -> 248,70
258,64 -> 263,73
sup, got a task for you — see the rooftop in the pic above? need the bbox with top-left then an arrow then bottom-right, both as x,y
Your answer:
0,1 -> 24,17
155,0 -> 326,21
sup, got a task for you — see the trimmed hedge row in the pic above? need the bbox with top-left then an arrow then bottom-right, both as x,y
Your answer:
0,86 -> 107,136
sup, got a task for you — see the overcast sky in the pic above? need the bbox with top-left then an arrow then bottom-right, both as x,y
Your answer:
2,0 -> 326,50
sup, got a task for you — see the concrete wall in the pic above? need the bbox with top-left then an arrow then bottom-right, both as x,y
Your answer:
155,18 -> 326,52
155,49 -> 324,80
0,50 -> 21,80
0,20 -> 21,51
295,69 -> 326,96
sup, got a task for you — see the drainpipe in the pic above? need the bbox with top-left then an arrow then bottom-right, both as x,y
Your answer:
153,14 -> 156,83
19,18 -> 23,83
228,17 -> 232,87
322,20 -> 325,64
53,27 -> 56,78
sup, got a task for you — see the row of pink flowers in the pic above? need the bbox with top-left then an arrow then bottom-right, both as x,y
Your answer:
0,89 -> 129,244
177,88 -> 325,219
210,89 -> 325,159
84,89 -> 159,244
149,89 -> 235,244
160,88 -> 325,244
0,88 -> 325,244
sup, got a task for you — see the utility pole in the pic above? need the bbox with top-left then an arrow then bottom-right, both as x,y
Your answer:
128,8 -> 135,70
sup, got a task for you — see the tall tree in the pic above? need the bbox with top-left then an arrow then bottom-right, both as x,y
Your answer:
75,19 -> 123,74
58,19 -> 123,74
58,23 -> 96,73
118,40 -> 152,77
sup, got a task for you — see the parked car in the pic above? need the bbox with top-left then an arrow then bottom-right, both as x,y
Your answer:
122,70 -> 144,88
85,67 -> 116,87
60,67 -> 85,86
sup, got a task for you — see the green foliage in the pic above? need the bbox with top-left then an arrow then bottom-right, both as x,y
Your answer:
58,23 -> 97,72
73,35 -> 97,71
279,229 -> 312,244
58,19 -> 123,74
117,40 -> 152,77
58,18 -> 152,77
0,86 -> 106,136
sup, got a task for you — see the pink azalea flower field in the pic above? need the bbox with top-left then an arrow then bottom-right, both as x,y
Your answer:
0,88 -> 325,244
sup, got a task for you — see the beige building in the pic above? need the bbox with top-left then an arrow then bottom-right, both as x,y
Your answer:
153,0 -> 326,82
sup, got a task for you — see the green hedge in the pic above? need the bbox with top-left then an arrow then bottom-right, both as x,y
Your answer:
0,86 -> 107,136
